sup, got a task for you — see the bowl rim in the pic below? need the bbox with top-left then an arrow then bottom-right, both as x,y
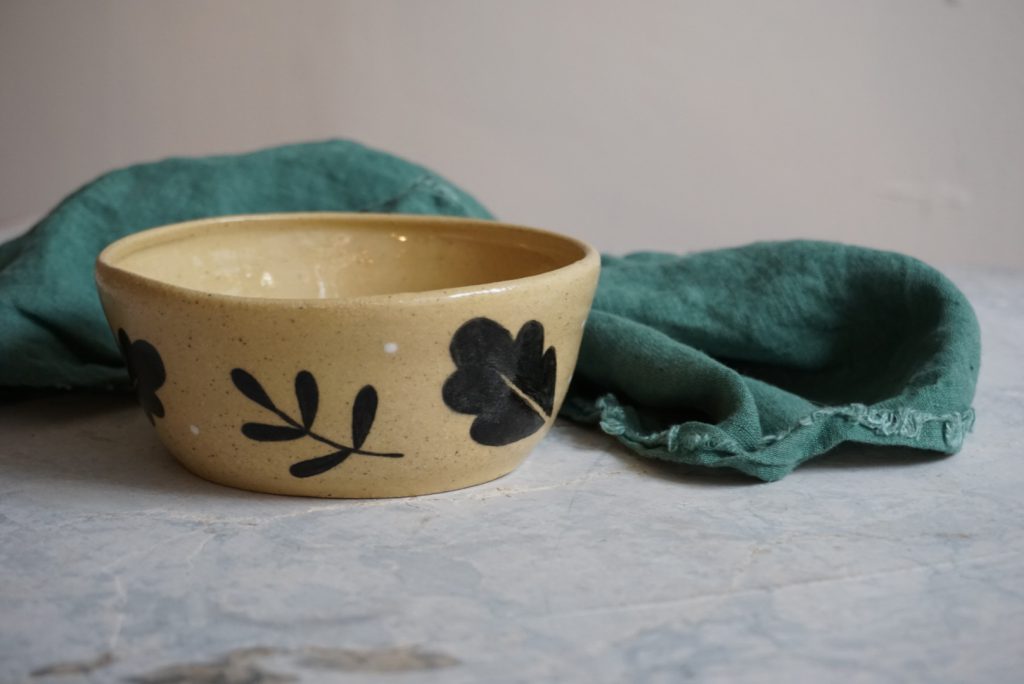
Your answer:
95,212 -> 599,308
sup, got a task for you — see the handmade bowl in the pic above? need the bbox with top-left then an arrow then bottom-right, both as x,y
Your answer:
95,213 -> 599,497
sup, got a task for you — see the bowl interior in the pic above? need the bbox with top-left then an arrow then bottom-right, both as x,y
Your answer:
102,214 -> 590,299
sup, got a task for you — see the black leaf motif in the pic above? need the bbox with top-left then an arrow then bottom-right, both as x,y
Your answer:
295,371 -> 319,429
232,368 -> 403,479
351,385 -> 378,450
231,368 -> 277,412
441,317 -> 557,446
241,423 -> 307,441
289,449 -> 353,478
117,328 -> 166,424
513,321 -> 557,416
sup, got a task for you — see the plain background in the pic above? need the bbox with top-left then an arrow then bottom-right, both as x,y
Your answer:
1,0 -> 1022,265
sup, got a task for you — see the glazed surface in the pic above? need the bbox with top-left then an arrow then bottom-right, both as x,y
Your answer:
108,216 -> 588,299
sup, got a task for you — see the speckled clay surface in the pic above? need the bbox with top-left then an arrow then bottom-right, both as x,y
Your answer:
95,213 -> 599,497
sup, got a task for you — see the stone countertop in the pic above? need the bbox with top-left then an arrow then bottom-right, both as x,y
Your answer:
1,268 -> 1022,684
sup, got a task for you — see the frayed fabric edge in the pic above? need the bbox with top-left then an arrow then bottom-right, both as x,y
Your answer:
761,403 -> 976,448
575,393 -> 976,467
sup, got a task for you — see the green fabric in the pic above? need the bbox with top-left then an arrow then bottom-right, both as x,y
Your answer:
0,140 -> 492,390
561,245 -> 981,481
0,141 -> 980,481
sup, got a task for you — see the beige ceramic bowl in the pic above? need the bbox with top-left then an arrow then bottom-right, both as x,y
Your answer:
95,213 -> 599,498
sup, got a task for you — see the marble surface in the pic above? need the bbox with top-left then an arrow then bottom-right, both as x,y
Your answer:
1,267 -> 1022,684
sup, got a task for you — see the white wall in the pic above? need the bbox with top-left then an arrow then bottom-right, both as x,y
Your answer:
2,0 -> 1022,265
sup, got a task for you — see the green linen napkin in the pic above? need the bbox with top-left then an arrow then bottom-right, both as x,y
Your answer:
0,141 -> 980,480
561,246 -> 980,481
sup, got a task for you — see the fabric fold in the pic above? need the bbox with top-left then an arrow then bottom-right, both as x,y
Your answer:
561,244 -> 981,480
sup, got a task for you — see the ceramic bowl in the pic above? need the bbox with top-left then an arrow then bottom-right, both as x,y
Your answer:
95,213 -> 600,498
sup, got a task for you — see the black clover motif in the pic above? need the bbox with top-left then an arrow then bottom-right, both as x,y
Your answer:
117,328 -> 166,424
231,368 -> 403,478
442,317 -> 557,446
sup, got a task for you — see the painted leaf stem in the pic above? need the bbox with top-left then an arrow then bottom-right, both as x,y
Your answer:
231,368 -> 403,478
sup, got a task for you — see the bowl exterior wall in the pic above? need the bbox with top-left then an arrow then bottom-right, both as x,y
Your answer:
97,257 -> 598,498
